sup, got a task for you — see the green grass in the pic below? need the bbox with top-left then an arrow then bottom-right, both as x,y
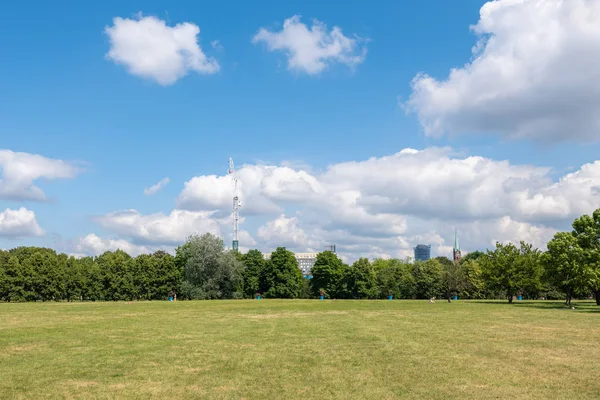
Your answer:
1,300 -> 599,400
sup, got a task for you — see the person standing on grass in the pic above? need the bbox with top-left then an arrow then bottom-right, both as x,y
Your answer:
168,290 -> 175,302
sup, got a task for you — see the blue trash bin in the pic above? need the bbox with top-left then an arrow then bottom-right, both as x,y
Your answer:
257,295 -> 261,300
452,295 -> 458,300
388,295 -> 393,300
319,295 -> 324,300
517,295 -> 523,301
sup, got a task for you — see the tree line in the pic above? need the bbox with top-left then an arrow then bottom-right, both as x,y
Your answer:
1,209 -> 599,304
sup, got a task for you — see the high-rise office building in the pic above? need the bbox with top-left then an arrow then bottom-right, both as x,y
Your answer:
414,244 -> 431,262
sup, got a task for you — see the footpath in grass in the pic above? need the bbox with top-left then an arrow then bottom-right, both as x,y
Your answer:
0,300 -> 599,400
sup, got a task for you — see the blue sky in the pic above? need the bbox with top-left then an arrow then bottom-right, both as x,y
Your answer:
1,0 -> 600,261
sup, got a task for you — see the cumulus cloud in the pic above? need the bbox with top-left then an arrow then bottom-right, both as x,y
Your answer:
105,14 -> 219,85
252,15 -> 367,75
174,147 -> 600,259
176,166 -> 285,215
54,148 -> 597,261
180,148 -> 600,226
93,209 -> 222,245
0,149 -> 81,202
143,177 -> 170,195
0,207 -> 44,238
405,0 -> 600,141
257,214 -> 315,249
72,234 -> 159,257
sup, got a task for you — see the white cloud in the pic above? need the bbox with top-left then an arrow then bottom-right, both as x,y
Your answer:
0,207 -> 44,238
0,150 -> 81,201
50,148 -> 595,261
180,148 -> 600,226
94,209 -> 222,245
72,212 -> 257,257
252,15 -> 367,75
176,167 -> 283,215
174,147 -> 600,261
143,177 -> 170,195
405,0 -> 600,141
105,14 -> 219,85
257,214 -> 315,249
468,216 -> 557,250
73,234 -> 159,257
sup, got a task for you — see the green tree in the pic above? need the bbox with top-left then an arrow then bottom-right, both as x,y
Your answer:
341,258 -> 376,299
2,254 -> 36,301
571,209 -> 600,305
177,233 -> 244,299
97,250 -> 135,301
27,249 -> 65,301
79,256 -> 103,301
0,250 -> 7,300
460,259 -> 485,299
413,259 -> 444,299
64,255 -> 85,301
374,259 -> 415,299
481,241 -> 542,303
133,254 -> 156,300
260,247 -> 302,298
299,277 -> 313,299
460,251 -> 485,264
242,249 -> 266,298
542,231 -> 590,305
434,256 -> 453,268
518,242 -> 544,299
310,250 -> 344,298
152,251 -> 181,300
442,261 -> 466,302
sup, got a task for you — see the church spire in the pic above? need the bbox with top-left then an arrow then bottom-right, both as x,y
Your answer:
454,228 -> 460,251
453,228 -> 461,263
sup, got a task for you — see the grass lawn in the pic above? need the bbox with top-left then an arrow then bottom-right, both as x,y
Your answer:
1,300 -> 599,399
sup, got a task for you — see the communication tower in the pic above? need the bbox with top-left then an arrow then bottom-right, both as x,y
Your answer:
228,158 -> 241,252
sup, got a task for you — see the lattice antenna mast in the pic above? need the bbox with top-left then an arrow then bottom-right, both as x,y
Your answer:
229,158 -> 240,252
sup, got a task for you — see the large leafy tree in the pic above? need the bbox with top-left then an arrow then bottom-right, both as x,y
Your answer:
310,250 -> 345,298
441,261 -> 466,302
434,256 -> 453,268
20,248 -> 65,301
242,249 -> 266,298
97,250 -> 135,301
340,258 -> 376,299
374,259 -> 415,299
481,241 -> 542,303
413,259 -> 444,299
571,209 -> 600,305
133,254 -> 157,300
152,250 -> 181,300
79,256 -> 103,301
460,259 -> 485,299
460,251 -> 485,264
2,253 -> 36,301
64,255 -> 85,302
0,250 -> 7,300
260,247 -> 302,298
542,231 -> 590,305
177,233 -> 244,300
